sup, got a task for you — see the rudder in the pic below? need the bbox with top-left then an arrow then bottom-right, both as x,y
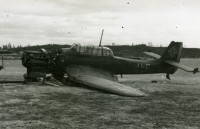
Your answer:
161,41 -> 183,63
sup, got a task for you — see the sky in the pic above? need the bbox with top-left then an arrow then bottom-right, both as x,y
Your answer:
0,0 -> 200,48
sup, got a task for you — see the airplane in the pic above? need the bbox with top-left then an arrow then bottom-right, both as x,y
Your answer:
21,40 -> 199,97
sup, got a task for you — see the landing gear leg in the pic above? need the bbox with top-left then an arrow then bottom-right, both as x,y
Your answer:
166,74 -> 171,80
42,74 -> 47,84
42,77 -> 45,84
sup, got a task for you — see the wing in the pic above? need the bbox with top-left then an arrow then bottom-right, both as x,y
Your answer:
65,65 -> 147,97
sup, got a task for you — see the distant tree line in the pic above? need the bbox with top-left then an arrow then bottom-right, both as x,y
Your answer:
0,43 -> 200,58
0,43 -> 22,50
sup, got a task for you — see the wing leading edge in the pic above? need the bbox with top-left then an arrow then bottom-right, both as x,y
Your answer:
65,65 -> 147,97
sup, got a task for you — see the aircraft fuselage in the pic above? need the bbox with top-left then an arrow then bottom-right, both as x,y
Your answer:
56,48 -> 177,75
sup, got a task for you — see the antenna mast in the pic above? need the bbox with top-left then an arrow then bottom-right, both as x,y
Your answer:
99,29 -> 104,47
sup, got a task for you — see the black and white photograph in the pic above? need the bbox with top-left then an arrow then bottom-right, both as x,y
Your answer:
0,0 -> 200,128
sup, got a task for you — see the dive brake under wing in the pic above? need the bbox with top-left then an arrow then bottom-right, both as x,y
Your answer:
65,65 -> 147,97
143,52 -> 199,74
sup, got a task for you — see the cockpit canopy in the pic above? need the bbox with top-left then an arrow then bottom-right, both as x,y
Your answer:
71,44 -> 114,57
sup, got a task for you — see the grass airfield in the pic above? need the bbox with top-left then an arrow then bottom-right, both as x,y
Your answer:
0,59 -> 200,129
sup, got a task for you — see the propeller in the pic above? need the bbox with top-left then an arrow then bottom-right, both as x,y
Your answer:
50,52 -> 65,80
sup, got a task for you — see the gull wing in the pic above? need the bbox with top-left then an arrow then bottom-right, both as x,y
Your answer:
65,65 -> 147,97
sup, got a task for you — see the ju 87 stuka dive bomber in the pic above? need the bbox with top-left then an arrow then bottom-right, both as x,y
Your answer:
21,32 -> 199,97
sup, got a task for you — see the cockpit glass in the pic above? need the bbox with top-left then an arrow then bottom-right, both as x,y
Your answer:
72,44 -> 113,57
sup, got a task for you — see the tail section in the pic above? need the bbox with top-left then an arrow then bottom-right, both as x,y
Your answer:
143,41 -> 198,76
161,41 -> 198,75
161,41 -> 183,62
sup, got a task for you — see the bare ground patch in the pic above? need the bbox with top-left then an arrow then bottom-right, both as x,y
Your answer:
0,59 -> 200,129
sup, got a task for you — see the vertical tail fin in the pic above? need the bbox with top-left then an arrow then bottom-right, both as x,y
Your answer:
162,41 -> 199,74
161,41 -> 183,62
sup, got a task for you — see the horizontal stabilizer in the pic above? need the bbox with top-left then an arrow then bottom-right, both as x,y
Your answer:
164,60 -> 199,74
143,52 -> 161,59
